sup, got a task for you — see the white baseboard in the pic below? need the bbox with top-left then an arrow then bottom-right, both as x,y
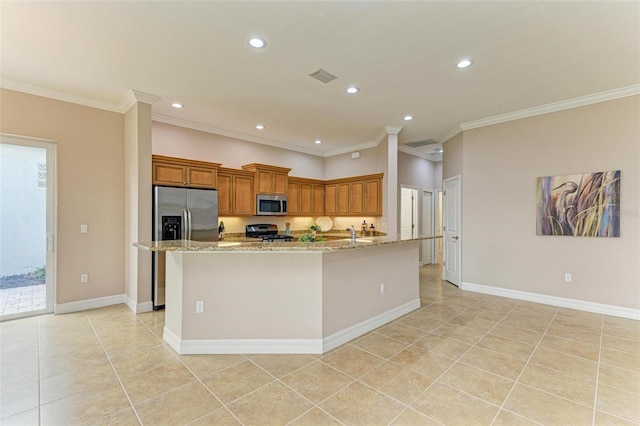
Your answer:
163,298 -> 421,355
461,281 -> 640,320
124,296 -> 153,314
322,298 -> 421,352
54,294 -> 125,314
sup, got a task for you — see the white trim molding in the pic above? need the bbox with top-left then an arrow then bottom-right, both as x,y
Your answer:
124,296 -> 153,314
461,281 -> 640,320
54,294 -> 125,314
460,84 -> 640,131
163,298 -> 420,355
125,89 -> 161,109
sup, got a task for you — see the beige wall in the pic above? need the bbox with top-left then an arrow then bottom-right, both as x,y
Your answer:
152,122 -> 325,179
323,146 -> 383,180
0,89 -> 125,304
442,131 -> 463,180
461,95 -> 639,309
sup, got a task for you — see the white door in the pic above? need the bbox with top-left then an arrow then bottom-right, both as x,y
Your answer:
1,134 -> 56,320
422,191 -> 433,265
443,176 -> 460,286
400,187 -> 417,239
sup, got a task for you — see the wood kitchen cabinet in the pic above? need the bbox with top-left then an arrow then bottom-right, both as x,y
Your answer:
152,155 -> 221,189
242,163 -> 291,194
287,177 -> 324,216
217,168 -> 254,216
324,174 -> 383,216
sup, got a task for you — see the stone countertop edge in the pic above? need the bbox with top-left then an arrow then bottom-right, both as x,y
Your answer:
133,235 -> 442,252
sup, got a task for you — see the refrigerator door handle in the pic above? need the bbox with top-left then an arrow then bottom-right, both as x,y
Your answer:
183,209 -> 188,240
187,209 -> 192,240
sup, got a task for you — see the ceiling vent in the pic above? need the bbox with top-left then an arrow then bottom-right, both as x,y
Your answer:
405,138 -> 438,148
309,68 -> 337,84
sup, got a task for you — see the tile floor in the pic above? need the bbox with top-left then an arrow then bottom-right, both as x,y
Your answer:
0,284 -> 46,316
1,264 -> 639,425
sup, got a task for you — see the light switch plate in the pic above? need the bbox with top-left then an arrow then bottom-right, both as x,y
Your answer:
80,224 -> 88,233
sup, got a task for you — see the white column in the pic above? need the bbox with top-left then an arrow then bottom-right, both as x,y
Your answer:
385,126 -> 402,237
124,89 -> 159,313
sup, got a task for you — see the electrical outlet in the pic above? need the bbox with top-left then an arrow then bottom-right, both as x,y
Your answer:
80,224 -> 88,233
81,274 -> 88,283
380,283 -> 385,294
564,273 -> 572,282
196,300 -> 204,314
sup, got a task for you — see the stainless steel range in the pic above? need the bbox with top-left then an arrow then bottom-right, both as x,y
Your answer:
246,224 -> 294,242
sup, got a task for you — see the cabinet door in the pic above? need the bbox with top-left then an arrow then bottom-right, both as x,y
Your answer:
273,172 -> 288,194
312,185 -> 325,216
217,173 -> 232,215
325,184 -> 337,215
299,183 -> 313,215
350,181 -> 364,214
256,170 -> 273,193
364,178 -> 381,215
153,162 -> 186,186
187,166 -> 216,188
233,175 -> 254,215
287,182 -> 300,215
337,183 -> 350,215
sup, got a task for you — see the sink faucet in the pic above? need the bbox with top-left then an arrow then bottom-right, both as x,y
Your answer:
347,225 -> 356,242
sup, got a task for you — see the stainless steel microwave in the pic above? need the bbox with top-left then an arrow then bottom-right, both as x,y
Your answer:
256,194 -> 288,216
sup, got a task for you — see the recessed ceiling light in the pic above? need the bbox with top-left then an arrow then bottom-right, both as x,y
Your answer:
171,102 -> 184,109
403,115 -> 413,121
256,124 -> 265,130
346,86 -> 359,94
456,59 -> 472,69
248,37 -> 266,48
315,140 -> 322,144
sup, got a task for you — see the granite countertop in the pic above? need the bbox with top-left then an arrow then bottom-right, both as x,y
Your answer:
134,234 -> 442,252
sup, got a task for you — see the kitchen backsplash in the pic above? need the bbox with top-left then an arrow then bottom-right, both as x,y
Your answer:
218,216 -> 380,234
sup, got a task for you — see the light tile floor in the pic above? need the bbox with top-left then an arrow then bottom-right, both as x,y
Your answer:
0,284 -> 46,316
1,264 -> 639,425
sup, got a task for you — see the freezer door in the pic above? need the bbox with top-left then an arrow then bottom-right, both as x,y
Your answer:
187,188 -> 219,242
153,186 -> 187,309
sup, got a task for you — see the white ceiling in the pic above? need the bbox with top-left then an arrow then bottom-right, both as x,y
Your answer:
1,1 -> 639,161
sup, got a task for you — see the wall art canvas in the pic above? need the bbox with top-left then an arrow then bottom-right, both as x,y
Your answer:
536,170 -> 620,237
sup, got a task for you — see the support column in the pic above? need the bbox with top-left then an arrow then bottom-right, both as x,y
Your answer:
384,126 -> 402,237
124,90 -> 159,313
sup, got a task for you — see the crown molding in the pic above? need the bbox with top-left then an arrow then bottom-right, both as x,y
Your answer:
1,79 -> 125,113
152,113 -> 326,157
384,125 -> 403,135
439,125 -> 462,144
323,139 -> 380,157
124,89 -> 161,109
460,84 -> 640,131
398,144 -> 441,162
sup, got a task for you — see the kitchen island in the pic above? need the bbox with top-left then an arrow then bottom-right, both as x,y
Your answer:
135,235 -> 438,354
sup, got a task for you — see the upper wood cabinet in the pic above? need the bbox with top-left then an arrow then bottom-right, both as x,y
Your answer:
217,168 -> 254,216
288,177 -> 325,216
324,174 -> 383,216
242,163 -> 291,194
152,155 -> 221,189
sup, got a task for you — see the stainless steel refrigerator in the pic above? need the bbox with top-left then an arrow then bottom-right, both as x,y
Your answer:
152,186 -> 219,309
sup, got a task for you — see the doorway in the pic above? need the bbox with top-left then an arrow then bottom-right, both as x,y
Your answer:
443,175 -> 461,286
0,134 -> 56,320
421,190 -> 434,265
400,186 -> 418,239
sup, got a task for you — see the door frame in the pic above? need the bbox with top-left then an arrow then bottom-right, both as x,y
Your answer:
0,133 -> 57,319
421,189 -> 434,266
400,185 -> 418,239
442,175 -> 461,285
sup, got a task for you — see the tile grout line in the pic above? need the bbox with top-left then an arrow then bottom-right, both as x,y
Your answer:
85,311 -> 144,426
134,313 -> 246,426
591,315 -> 604,426
489,308 -> 560,425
